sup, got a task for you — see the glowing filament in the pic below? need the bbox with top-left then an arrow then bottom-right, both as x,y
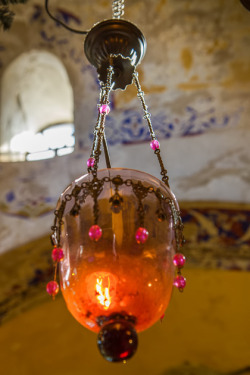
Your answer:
96,277 -> 111,309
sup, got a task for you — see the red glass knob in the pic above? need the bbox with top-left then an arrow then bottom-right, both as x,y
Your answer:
97,320 -> 138,362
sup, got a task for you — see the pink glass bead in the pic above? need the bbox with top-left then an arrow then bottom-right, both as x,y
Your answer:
87,157 -> 95,168
89,225 -> 102,241
46,281 -> 59,297
99,104 -> 110,114
173,275 -> 186,289
150,139 -> 160,150
52,247 -> 64,262
135,227 -> 149,244
173,253 -> 186,268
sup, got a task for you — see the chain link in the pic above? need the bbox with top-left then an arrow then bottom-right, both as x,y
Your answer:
51,171 -> 184,255
133,71 -> 170,188
88,65 -> 114,177
112,0 -> 125,19
169,200 -> 186,252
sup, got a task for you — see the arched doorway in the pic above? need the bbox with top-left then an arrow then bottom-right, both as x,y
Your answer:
0,50 -> 74,161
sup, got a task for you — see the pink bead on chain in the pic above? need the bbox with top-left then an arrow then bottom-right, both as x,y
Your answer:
173,275 -> 186,290
173,253 -> 186,291
87,157 -> 95,168
89,225 -> 103,241
135,227 -> 149,244
46,280 -> 59,297
173,253 -> 186,268
99,104 -> 110,114
51,247 -> 64,262
150,139 -> 160,150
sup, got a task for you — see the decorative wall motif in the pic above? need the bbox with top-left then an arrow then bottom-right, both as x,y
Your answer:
183,207 -> 250,247
0,189 -> 54,218
182,204 -> 250,271
100,105 -> 243,146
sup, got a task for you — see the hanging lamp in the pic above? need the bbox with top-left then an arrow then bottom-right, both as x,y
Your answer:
46,0 -> 186,363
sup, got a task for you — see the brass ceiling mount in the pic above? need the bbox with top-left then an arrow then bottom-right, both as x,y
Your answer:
84,19 -> 147,90
240,0 -> 250,11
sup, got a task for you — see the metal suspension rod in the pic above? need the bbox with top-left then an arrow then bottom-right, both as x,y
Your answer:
102,133 -> 111,169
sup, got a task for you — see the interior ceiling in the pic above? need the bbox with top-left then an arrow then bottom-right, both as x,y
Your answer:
0,1 -> 249,373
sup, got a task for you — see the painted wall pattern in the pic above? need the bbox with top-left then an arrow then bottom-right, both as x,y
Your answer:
98,105 -> 243,146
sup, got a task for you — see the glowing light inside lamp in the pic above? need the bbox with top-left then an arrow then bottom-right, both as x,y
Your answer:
85,272 -> 117,313
96,277 -> 112,309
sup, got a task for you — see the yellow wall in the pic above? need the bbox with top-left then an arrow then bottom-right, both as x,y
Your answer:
0,268 -> 249,375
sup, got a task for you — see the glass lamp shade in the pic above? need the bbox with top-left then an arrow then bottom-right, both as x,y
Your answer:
57,168 -> 178,360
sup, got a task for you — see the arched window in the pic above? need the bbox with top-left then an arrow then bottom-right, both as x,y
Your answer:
0,50 -> 74,162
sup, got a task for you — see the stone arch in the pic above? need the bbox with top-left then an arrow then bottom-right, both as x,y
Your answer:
0,49 -> 74,161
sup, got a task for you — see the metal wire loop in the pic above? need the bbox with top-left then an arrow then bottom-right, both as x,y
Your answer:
45,0 -> 88,34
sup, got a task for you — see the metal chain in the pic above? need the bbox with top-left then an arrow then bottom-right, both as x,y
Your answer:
131,181 -> 149,227
112,0 -> 125,19
133,71 -> 170,188
89,85 -> 105,162
169,200 -> 186,252
51,172 -> 184,257
88,65 -> 114,177
50,199 -> 67,247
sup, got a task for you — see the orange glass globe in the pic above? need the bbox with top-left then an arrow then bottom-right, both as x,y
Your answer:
58,168 -> 178,358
